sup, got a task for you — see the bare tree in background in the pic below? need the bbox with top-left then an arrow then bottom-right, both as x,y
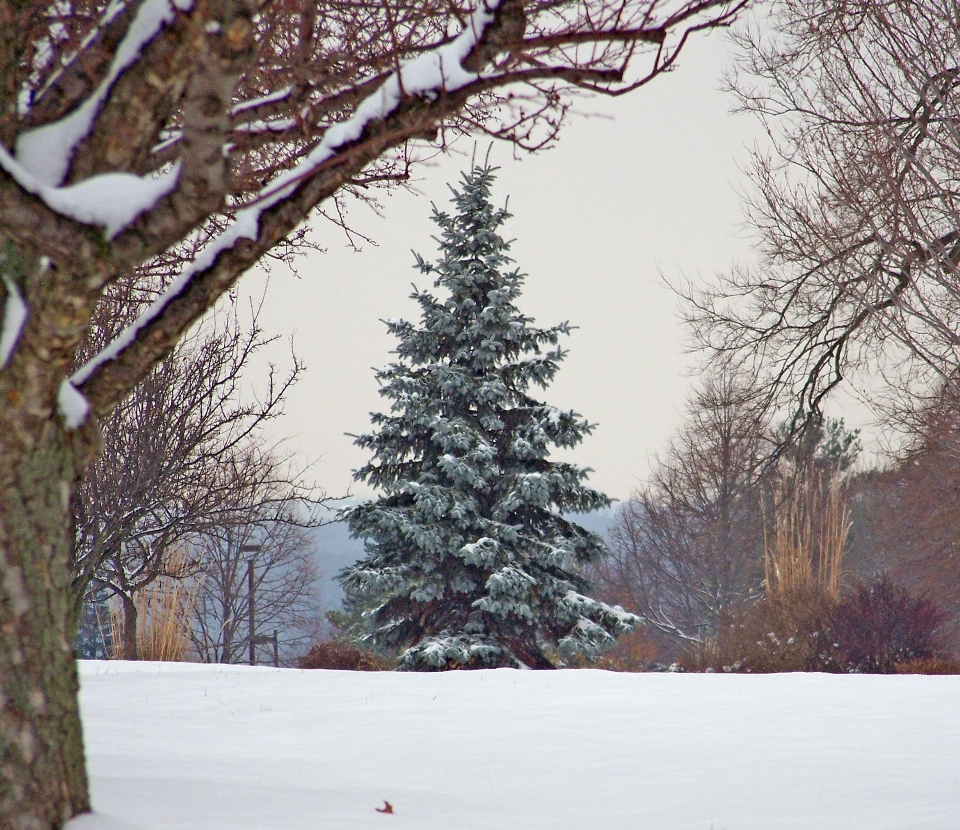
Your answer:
597,372 -> 769,656
0,0 -> 747,822
674,0 -> 960,666
683,0 -> 960,438
191,505 -> 321,666
849,385 -> 960,652
599,369 -> 861,660
72,297 -> 318,661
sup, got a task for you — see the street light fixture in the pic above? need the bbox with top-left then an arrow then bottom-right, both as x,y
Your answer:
239,544 -> 261,666
239,543 -> 280,667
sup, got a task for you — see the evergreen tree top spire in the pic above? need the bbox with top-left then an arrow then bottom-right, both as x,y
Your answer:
339,162 -> 637,670
390,162 -> 568,387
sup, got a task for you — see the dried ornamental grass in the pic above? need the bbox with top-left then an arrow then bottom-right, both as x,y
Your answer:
105,549 -> 200,661
763,471 -> 849,600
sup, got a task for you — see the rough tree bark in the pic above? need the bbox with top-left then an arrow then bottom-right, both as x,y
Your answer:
120,595 -> 138,662
0,0 -> 745,825
0,419 -> 99,826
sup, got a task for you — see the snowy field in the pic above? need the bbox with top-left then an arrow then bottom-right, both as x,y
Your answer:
69,661 -> 960,830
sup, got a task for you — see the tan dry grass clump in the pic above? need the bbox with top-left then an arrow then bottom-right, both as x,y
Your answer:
691,471 -> 853,673
763,471 -> 849,600
105,549 -> 200,661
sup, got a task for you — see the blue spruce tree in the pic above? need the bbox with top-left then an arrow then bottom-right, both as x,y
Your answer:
339,163 -> 637,670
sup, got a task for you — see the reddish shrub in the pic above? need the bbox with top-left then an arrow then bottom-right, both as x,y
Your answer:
829,576 -> 945,673
298,641 -> 395,671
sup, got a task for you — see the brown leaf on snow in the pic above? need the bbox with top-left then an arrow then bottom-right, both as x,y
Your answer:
376,801 -> 394,814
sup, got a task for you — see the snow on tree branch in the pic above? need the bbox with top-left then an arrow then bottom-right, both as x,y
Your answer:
0,0 -> 746,429
16,0 -> 193,186
0,0 -> 196,239
24,0 -> 127,106
0,146 -> 182,239
58,378 -> 90,429
71,1 -> 503,392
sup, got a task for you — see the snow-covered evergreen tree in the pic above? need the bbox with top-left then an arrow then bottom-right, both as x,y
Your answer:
339,163 -> 637,670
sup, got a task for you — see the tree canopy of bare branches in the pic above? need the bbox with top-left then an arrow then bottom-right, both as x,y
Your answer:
0,0 -> 746,824
72,298 -> 319,661
683,0 -> 960,436
848,383 -> 960,651
190,506 -> 321,666
598,373 -> 769,654
598,367 -> 862,660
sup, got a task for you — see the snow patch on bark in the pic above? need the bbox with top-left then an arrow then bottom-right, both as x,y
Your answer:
58,380 -> 90,429
0,146 -> 182,239
231,86 -> 294,114
45,164 -> 182,239
15,0 -> 193,186
0,275 -> 28,369
233,117 -> 298,134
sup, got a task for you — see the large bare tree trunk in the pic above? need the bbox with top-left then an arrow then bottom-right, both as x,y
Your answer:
0,425 -> 92,828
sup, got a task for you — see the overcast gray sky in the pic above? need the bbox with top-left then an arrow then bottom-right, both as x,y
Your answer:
240,31 -> 767,503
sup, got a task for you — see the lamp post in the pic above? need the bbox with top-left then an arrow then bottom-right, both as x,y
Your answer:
239,544 -> 261,665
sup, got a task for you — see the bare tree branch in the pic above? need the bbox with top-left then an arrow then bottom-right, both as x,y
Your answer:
682,0 -> 960,443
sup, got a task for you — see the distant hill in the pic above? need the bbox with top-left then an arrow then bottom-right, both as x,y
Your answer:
566,507 -> 617,537
309,520 -> 366,613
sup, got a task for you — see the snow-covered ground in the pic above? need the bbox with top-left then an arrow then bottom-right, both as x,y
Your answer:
70,661 -> 960,830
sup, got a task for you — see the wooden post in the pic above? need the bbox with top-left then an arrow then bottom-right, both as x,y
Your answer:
273,629 -> 278,667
